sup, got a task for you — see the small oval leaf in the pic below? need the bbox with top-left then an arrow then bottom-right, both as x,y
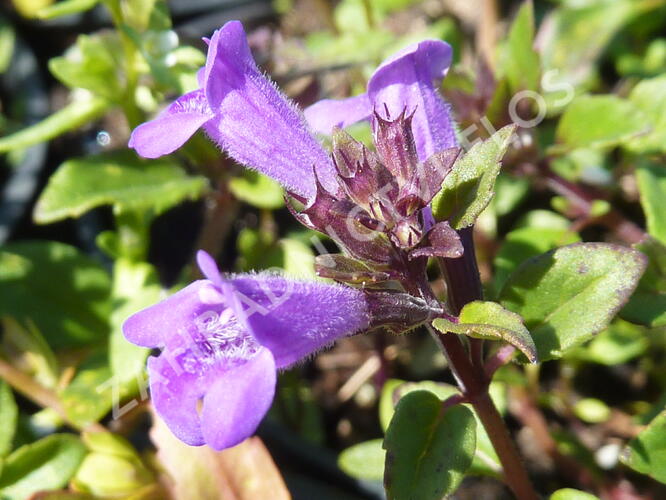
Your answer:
433,300 -> 537,363
34,151 -> 208,223
620,411 -> 666,484
500,243 -> 647,361
383,391 -> 476,500
338,439 -> 385,481
0,97 -> 108,153
0,434 -> 87,500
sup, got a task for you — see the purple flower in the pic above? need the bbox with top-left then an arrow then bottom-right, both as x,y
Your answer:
123,251 -> 367,449
304,40 -> 458,161
123,251 -> 433,449
129,21 -> 457,198
129,21 -> 337,199
125,23 -> 461,449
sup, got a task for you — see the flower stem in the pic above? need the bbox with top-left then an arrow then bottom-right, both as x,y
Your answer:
440,227 -> 485,371
430,226 -> 537,500
428,327 -> 538,500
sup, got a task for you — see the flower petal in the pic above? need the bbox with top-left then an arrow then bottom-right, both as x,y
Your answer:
368,40 -> 457,160
200,348 -> 276,450
200,21 -> 336,198
227,275 -> 370,368
129,90 -> 213,158
196,250 -> 223,287
148,354 -> 206,446
304,93 -> 372,135
122,280 -> 223,350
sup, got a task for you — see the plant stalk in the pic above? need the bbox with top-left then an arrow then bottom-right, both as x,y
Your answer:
431,226 -> 537,500
439,227 -> 485,372
0,356 -> 105,433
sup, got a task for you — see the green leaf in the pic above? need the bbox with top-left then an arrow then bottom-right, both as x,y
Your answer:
433,301 -> 537,363
0,16 -> 16,74
573,398 -> 611,424
60,344 -> 146,428
553,95 -> 648,153
432,124 -> 515,229
621,238 -> 666,327
123,0 -> 158,31
626,75 -> 666,153
36,0 -> 99,19
550,148 -> 611,184
371,0 -> 421,17
109,261 -> 157,383
279,238 -> 316,277
500,243 -> 647,361
492,225 -> 580,298
49,33 -> 123,100
538,0 -> 658,94
34,151 -> 208,223
237,229 -> 315,277
73,432 -> 153,496
0,241 -> 111,348
379,380 -> 505,478
571,319 -> 648,365
338,439 -> 385,481
60,350 -> 114,427
379,379 -> 407,432
550,488 -> 600,500
104,261 -> 158,414
0,382 -> 18,458
492,174 -> 530,218
73,453 -> 153,497
380,382 -> 459,434
334,0 -> 372,33
621,411 -> 666,484
500,1 -> 540,94
0,434 -> 87,500
228,170 -> 284,210
636,162 -> 666,245
1,317 -> 59,388
383,391 -> 476,500
0,97 -> 108,154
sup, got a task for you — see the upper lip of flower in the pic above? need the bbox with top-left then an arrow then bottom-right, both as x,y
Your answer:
128,20 -> 458,202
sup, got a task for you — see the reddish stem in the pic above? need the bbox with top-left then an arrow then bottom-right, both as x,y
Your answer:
429,327 -> 537,500
415,225 -> 538,499
440,227 -> 486,373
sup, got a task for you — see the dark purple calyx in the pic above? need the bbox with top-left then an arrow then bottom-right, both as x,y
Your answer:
290,110 -> 463,285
